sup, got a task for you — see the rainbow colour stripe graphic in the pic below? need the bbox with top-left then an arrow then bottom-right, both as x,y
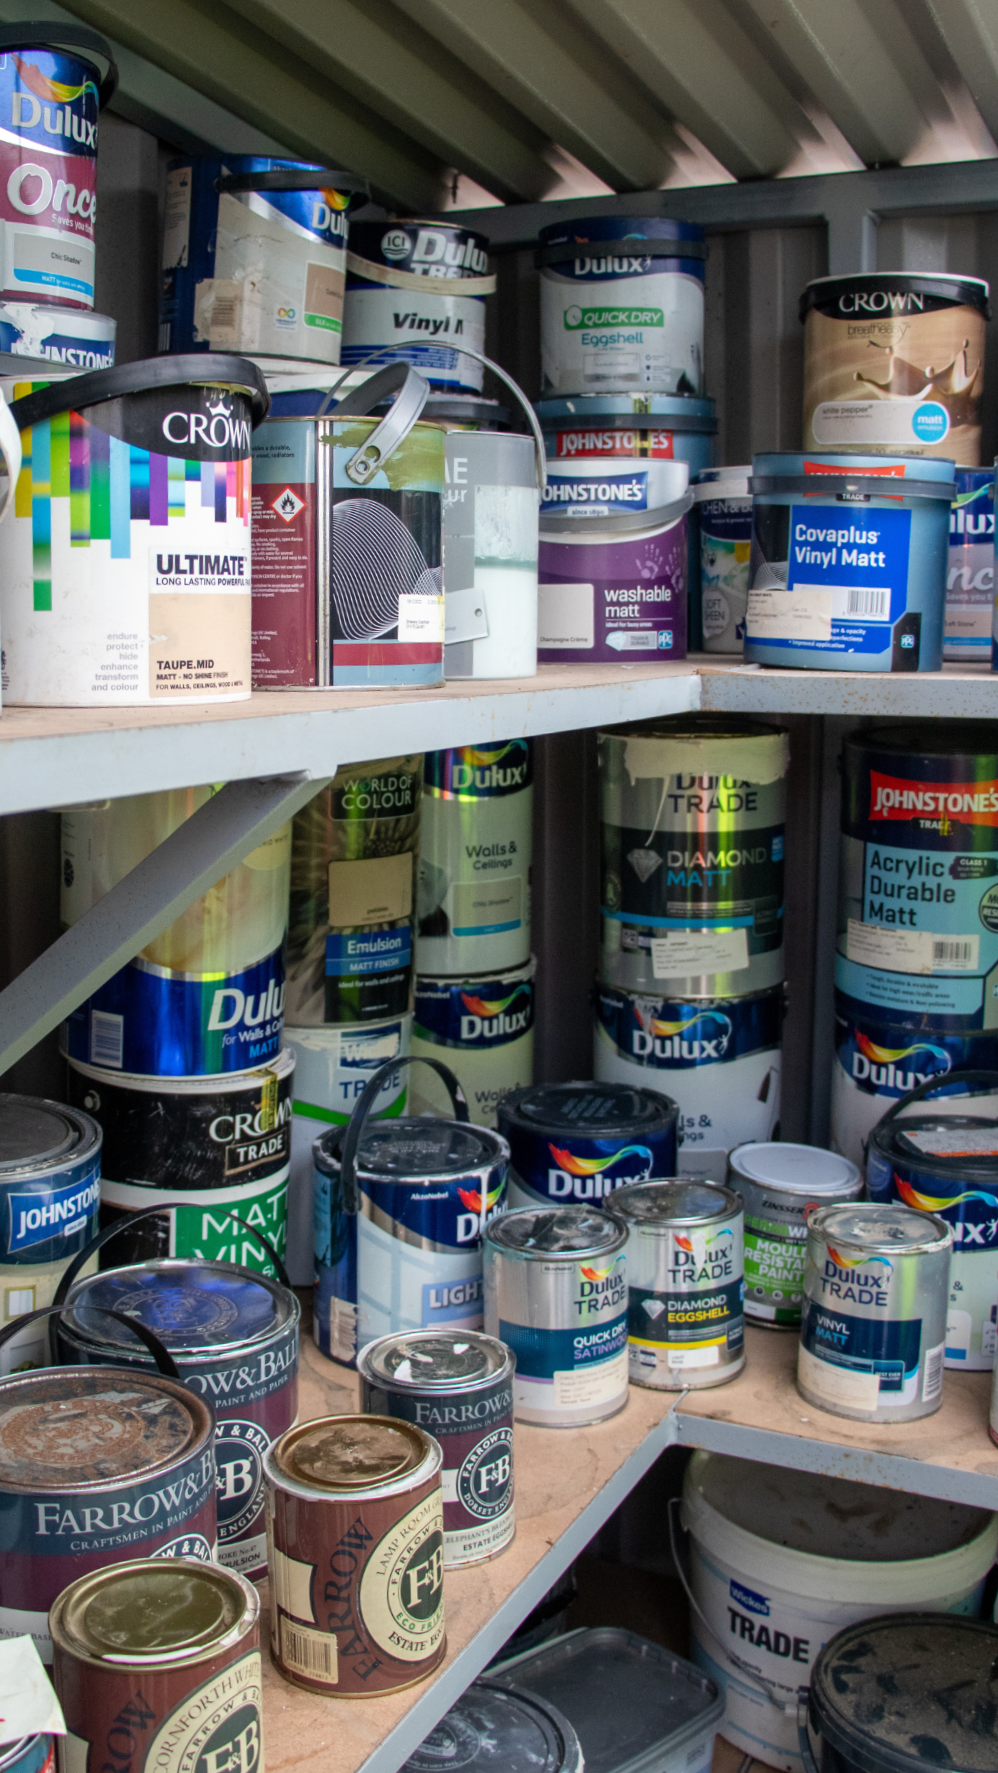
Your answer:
827,1246 -> 893,1273
548,1143 -> 653,1176
647,1008 -> 732,1039
460,985 -> 529,1017
580,1260 -> 621,1282
457,1181 -> 505,1215
12,52 -> 99,107
895,1177 -> 998,1214
674,1228 -> 731,1253
855,1031 -> 950,1069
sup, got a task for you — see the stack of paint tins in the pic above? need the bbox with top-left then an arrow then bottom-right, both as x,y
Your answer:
342,219 -> 495,395
593,716 -> 788,1182
284,757 -> 421,1277
59,788 -> 295,1272
412,741 -> 535,1125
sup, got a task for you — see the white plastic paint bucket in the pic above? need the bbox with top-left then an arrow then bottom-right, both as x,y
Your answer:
682,1449 -> 998,1773
343,220 -> 494,392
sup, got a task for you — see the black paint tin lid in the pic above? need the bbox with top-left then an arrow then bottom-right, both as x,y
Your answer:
403,1681 -> 582,1773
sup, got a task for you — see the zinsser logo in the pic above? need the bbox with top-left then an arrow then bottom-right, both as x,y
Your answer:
870,769 -> 998,825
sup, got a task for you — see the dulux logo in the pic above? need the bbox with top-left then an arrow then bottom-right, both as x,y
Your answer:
633,1008 -> 733,1062
460,985 -> 530,1043
546,1142 -> 652,1200
162,392 -> 251,453
850,1030 -> 950,1094
207,976 -> 284,1034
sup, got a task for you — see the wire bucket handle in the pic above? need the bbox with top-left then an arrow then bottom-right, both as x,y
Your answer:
339,1054 -> 469,1215
0,1302 -> 180,1378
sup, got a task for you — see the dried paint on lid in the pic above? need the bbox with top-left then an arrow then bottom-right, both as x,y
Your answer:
809,1201 -> 951,1256
0,1093 -> 98,1171
0,1372 -> 203,1487
63,1262 -> 296,1355
403,1682 -> 580,1773
276,1415 -> 428,1490
498,1082 -> 674,1138
606,1180 -> 740,1227
51,1558 -> 257,1666
361,1331 -> 506,1390
320,1118 -> 506,1181
486,1205 -> 626,1257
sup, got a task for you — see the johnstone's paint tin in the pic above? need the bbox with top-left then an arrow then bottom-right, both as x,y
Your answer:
598,718 -> 788,997
0,1366 -> 216,1662
483,1205 -> 628,1427
497,1081 -> 679,1211
411,961 -> 535,1129
594,984 -> 783,1186
606,1180 -> 745,1389
538,493 -> 690,663
946,470 -> 994,660
0,300 -> 114,366
798,1202 -> 952,1423
537,392 -> 717,479
264,1414 -> 445,1695
358,1329 -> 514,1567
417,741 -> 532,976
57,1259 -> 299,1580
0,1093 -> 101,1373
695,467 -> 752,654
343,220 -> 493,393
541,455 -> 688,519
727,1142 -> 862,1329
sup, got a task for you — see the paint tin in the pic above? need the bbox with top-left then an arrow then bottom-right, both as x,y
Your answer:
65,1049 -> 293,1271
498,1080 -> 679,1211
411,960 -> 535,1128
801,272 -> 990,464
313,1055 -> 508,1365
695,467 -> 752,654
598,718 -> 788,997
0,1363 -> 216,1661
0,301 -> 114,367
538,494 -> 689,662
746,451 -> 954,672
798,1201 -> 952,1423
606,1179 -> 744,1389
538,217 -> 706,398
727,1142 -> 862,1329
343,220 -> 493,393
402,1682 -> 583,1773
483,1204 -> 628,1427
287,755 -> 421,1026
51,1558 -> 261,1773
358,1329 -> 514,1567
594,984 -> 782,1186
264,1413 -> 445,1695
946,469 -> 994,660
537,393 -> 716,479
0,1740 -> 52,1773
56,1259 -> 299,1579
0,1093 -> 100,1374
541,455 -> 689,519
417,740 -> 532,975
444,430 -> 538,681
0,27 -> 117,309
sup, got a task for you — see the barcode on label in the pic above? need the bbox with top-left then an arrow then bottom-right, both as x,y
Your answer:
89,1010 -> 124,1069
932,938 -> 977,970
280,1617 -> 338,1681
209,298 -> 240,336
844,586 -> 890,620
922,1343 -> 944,1401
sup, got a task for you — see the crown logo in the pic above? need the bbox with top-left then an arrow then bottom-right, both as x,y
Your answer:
206,392 -> 232,418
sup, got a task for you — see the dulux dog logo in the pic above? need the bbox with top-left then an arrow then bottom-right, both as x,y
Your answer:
633,1007 -> 733,1063
546,1142 -> 652,1201
162,390 -> 252,453
460,984 -> 531,1043
8,1173 -> 100,1254
850,1029 -> 951,1095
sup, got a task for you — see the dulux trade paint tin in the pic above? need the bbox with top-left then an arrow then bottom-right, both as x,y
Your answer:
746,452 -> 954,672
537,392 -> 717,478
264,1413 -> 445,1695
538,487 -> 690,662
417,741 -> 532,976
607,1180 -> 745,1389
0,1093 -> 100,1373
358,1329 -> 514,1567
343,220 -> 493,393
0,300 -> 114,367
682,1450 -> 998,1773
411,960 -> 535,1129
727,1142 -> 862,1329
798,1201 -> 952,1423
497,1081 -> 678,1212
483,1204 -> 628,1427
945,469 -> 993,660
402,1682 -> 583,1773
594,984 -> 782,1187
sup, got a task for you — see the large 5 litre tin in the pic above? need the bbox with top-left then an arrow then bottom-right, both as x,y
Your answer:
0,1093 -> 100,1372
497,1080 -> 678,1211
411,961 -> 535,1128
417,741 -> 533,975
607,1180 -> 745,1388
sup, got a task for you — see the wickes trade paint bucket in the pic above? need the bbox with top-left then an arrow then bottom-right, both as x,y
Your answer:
1,355 -> 268,705
746,451 -> 954,672
537,217 -> 706,398
444,429 -> 539,681
411,959 -> 535,1129
343,219 -> 494,393
497,1080 -> 678,1212
727,1142 -> 862,1329
594,984 -> 782,1186
417,740 -> 532,975
538,488 -> 690,662
695,467 -> 752,654
537,392 -> 717,478
801,272 -> 990,465
945,469 -> 993,660
682,1449 -> 998,1773
0,1092 -> 101,1373
0,300 -> 114,367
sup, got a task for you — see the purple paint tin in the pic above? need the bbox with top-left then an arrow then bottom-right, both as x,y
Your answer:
538,488 -> 690,663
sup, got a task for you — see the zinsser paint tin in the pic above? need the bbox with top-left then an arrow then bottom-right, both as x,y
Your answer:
484,1205 -> 628,1426
65,1050 -> 293,1272
497,1081 -> 678,1212
313,1056 -> 508,1366
538,217 -> 706,398
358,1329 -> 514,1567
2,356 -> 268,706
343,220 -> 493,393
695,468 -> 752,654
538,496 -> 689,662
51,1558 -> 262,1773
411,960 -> 535,1128
402,1682 -> 583,1773
606,1180 -> 745,1389
417,741 -> 532,976
946,470 -> 994,660
264,1413 -> 445,1695
0,1365 -> 216,1662
594,984 -> 783,1187
0,301 -> 114,367
540,456 -> 688,519
56,1259 -> 299,1580
798,1201 -> 952,1423
537,392 -> 716,478
0,1093 -> 100,1374
727,1142 -> 862,1329
598,718 -> 788,997
746,451 -> 954,672
443,430 -> 538,682
801,273 -> 990,465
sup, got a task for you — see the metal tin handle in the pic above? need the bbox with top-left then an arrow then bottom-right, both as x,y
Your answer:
320,361 -> 431,485
0,1302 -> 180,1378
215,168 -> 367,198
449,346 -> 547,491
0,23 -> 119,107
339,1054 -> 470,1216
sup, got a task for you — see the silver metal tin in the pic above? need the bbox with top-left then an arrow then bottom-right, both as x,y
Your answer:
728,1142 -> 862,1330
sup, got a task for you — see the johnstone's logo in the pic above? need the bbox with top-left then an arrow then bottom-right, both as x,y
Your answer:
162,393 -> 251,453
8,1174 -> 100,1253
546,1142 -> 652,1201
850,1029 -> 951,1094
869,769 -> 998,827
633,1007 -> 733,1063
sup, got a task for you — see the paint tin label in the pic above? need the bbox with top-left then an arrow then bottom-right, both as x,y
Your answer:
541,459 -> 685,517
0,47 -> 100,307
553,426 -> 677,458
701,497 -> 752,653
412,967 -> 534,1127
251,417 -> 316,686
418,742 -> 532,975
538,512 -> 688,663
497,1253 -> 628,1422
56,1648 -> 262,1773
540,263 -> 704,398
946,471 -> 994,659
749,502 -> 913,659
343,221 -> 490,393
0,300 -> 114,366
626,1217 -> 744,1385
98,1169 -> 289,1275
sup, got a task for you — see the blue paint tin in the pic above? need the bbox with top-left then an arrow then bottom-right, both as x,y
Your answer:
746,451 -> 955,671
946,469 -> 993,660
537,394 -> 716,479
496,1081 -> 679,1211
0,299 -> 114,366
0,1093 -> 101,1373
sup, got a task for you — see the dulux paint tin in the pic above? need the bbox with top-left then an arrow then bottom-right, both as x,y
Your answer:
540,455 -> 688,520
598,719 -> 789,998
537,217 -> 706,399
443,430 -> 538,681
358,1329 -> 514,1567
313,1056 -> 508,1366
727,1142 -> 862,1329
607,1179 -> 745,1389
56,1259 -> 299,1581
594,984 -> 782,1187
497,1081 -> 679,1212
746,451 -> 954,672
683,1450 -> 998,1773
0,300 -> 114,367
343,220 -> 493,393
402,1682 -> 583,1773
0,1093 -> 101,1374
797,1201 -> 952,1423
801,273 -> 990,465
695,467 -> 752,654
264,1413 -> 445,1695
417,741 -> 532,976
538,493 -> 689,662
411,960 -> 535,1129
537,392 -> 716,478
483,1204 -> 628,1427
945,469 -> 993,660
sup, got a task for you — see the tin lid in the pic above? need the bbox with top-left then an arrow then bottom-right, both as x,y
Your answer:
729,1142 -> 862,1195
0,1370 -> 209,1489
808,1615 -> 998,1773
402,1682 -> 582,1773
486,1206 -> 625,1257
843,722 -> 998,761
605,1180 -> 740,1227
0,1093 -> 99,1173
274,1414 -> 430,1490
319,1117 -> 506,1182
808,1201 -> 951,1255
876,1115 -> 998,1176
61,1262 -> 298,1357
800,271 -> 991,320
50,1557 -> 258,1668
497,1082 -> 676,1141
359,1331 -> 509,1391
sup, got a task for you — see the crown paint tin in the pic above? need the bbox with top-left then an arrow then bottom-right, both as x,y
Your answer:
497,1081 -> 678,1212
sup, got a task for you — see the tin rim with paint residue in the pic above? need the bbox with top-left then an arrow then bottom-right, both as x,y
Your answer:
57,1259 -> 299,1361
808,1199 -> 951,1256
358,1329 -> 511,1392
0,1367 -> 214,1492
49,1554 -> 259,1668
485,1204 -> 627,1261
605,1178 -> 742,1231
267,1412 -> 441,1498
